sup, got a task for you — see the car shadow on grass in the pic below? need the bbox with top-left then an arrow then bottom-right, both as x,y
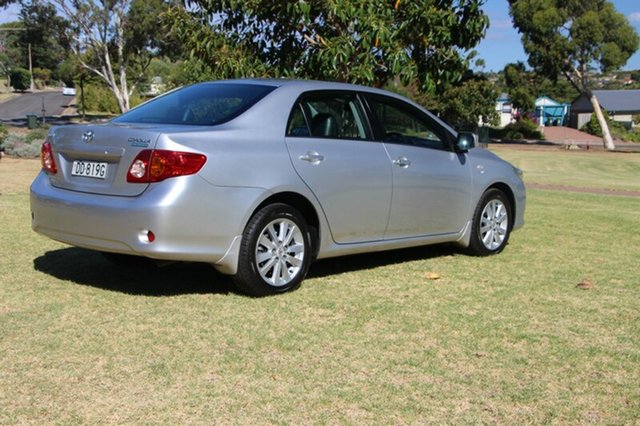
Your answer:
34,244 -> 460,296
33,247 -> 237,296
308,244 -> 459,279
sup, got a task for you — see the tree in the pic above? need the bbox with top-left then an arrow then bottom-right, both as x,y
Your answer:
51,0 -> 178,112
411,71 -> 498,129
18,0 -> 69,78
502,62 -> 534,113
509,0 -> 640,150
0,22 -> 24,83
167,0 -> 489,94
10,67 -> 30,91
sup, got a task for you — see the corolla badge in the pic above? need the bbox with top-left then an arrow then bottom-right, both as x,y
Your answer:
82,130 -> 95,143
128,137 -> 151,147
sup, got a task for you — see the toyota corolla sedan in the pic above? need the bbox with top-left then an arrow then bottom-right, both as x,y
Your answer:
31,79 -> 525,296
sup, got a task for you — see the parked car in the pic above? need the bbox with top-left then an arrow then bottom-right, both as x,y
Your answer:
62,87 -> 76,96
31,79 -> 526,296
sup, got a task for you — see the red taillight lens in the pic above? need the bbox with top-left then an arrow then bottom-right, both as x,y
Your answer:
127,149 -> 207,183
41,141 -> 57,174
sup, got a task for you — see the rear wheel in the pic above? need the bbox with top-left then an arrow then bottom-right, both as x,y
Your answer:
234,204 -> 311,296
468,188 -> 512,256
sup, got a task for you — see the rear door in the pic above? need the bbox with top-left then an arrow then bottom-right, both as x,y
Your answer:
48,124 -> 161,196
285,92 -> 392,244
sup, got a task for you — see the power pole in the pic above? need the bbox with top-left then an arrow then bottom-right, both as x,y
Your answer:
28,42 -> 34,92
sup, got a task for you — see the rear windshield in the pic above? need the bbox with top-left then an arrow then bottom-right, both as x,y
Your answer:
113,83 -> 276,125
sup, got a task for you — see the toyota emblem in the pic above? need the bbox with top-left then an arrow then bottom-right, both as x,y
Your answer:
82,130 -> 95,143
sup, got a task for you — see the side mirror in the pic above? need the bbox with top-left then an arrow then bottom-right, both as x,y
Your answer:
456,132 -> 477,152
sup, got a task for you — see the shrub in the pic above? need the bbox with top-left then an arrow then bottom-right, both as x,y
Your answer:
583,110 -> 609,137
25,127 -> 49,144
503,117 -> 543,140
0,123 -> 8,145
584,110 -> 640,142
2,133 -> 41,158
508,131 -> 524,140
80,84 -> 143,114
32,67 -> 52,85
10,68 -> 31,92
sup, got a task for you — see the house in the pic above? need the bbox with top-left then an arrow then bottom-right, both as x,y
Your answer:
494,93 -> 516,127
570,90 -> 640,129
535,96 -> 570,127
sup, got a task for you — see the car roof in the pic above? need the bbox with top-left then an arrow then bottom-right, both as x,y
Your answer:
196,78 -> 401,97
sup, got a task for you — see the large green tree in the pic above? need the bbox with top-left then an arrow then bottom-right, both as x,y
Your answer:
168,0 -> 489,95
0,22 -> 24,83
502,62 -> 535,113
509,0 -> 639,150
18,0 -> 69,77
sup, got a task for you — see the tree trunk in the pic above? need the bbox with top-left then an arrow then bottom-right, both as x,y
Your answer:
588,92 -> 615,151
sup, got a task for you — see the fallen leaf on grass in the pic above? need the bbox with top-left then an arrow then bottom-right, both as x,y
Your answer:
576,278 -> 594,289
425,272 -> 440,280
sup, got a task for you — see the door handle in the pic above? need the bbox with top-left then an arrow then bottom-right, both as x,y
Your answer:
299,151 -> 325,164
392,156 -> 411,168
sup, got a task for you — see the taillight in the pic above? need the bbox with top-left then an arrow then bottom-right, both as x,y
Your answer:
127,149 -> 207,183
41,141 -> 57,174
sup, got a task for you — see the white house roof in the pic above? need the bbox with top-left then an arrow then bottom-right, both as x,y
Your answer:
535,96 -> 562,107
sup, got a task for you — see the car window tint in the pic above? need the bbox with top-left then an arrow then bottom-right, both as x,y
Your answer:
367,95 -> 446,150
113,83 -> 276,126
287,94 -> 368,140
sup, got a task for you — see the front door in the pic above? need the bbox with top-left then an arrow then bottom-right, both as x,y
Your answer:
365,94 -> 472,239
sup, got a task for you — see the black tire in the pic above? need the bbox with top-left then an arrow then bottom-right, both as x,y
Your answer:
467,188 -> 512,256
233,203 -> 312,296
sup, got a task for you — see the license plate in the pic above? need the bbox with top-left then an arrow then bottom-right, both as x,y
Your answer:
71,160 -> 108,179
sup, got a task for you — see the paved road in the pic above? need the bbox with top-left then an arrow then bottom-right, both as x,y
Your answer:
0,91 -> 73,121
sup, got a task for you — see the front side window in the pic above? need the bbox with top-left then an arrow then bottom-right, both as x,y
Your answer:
286,93 -> 369,140
367,94 -> 448,151
113,83 -> 276,126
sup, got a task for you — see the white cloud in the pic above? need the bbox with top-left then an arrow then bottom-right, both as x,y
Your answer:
629,12 -> 640,24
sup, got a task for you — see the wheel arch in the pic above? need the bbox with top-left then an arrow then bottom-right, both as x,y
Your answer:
486,182 -> 516,231
458,181 -> 516,249
252,192 -> 321,259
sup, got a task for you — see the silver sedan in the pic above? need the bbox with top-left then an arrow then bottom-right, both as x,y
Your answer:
31,79 -> 526,296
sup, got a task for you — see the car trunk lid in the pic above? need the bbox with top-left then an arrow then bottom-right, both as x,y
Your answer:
47,123 -> 161,196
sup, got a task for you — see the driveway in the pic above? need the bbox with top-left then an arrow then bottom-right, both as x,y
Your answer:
0,91 -> 74,122
541,126 -> 603,145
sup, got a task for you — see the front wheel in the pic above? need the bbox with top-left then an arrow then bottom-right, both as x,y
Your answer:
467,189 -> 512,256
233,204 -> 312,296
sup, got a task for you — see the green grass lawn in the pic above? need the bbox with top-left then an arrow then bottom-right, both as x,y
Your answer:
1,153 -> 639,423
491,146 -> 640,192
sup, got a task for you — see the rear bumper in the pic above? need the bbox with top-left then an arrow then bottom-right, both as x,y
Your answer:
30,171 -> 263,273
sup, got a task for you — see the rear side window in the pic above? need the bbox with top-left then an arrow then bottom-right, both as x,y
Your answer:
286,93 -> 369,140
113,83 -> 276,125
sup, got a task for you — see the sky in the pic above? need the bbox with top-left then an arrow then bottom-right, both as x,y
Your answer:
1,0 -> 640,72
476,0 -> 640,72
